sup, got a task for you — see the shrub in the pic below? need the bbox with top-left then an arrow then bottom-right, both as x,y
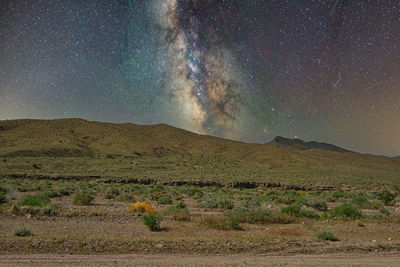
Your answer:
300,209 -> 320,219
241,199 -> 261,209
40,190 -> 61,199
281,204 -> 301,217
57,188 -> 72,196
116,193 -> 135,202
12,226 -> 32,237
157,196 -> 172,205
17,194 -> 50,207
203,197 -> 234,210
231,208 -> 294,224
145,185 -> 166,200
142,213 -> 163,231
32,164 -> 41,169
128,202 -> 157,213
0,191 -> 7,204
224,212 -> 241,230
351,195 -> 371,208
380,207 -> 391,216
173,200 -> 187,209
332,190 -> 346,200
307,199 -> 328,211
188,188 -> 203,197
317,231 -> 339,241
330,203 -> 362,219
72,192 -> 94,205
105,187 -> 120,199
0,185 -> 8,194
39,204 -> 59,216
163,206 -> 191,221
376,190 -> 396,205
146,192 -> 163,201
199,213 -> 241,230
273,190 -> 307,205
281,204 -> 320,219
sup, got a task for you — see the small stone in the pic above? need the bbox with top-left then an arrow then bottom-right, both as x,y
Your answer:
389,238 -> 393,241
25,213 -> 32,219
372,240 -> 377,243
9,205 -> 19,214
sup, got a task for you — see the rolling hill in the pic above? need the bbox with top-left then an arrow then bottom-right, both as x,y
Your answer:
1,118 -> 399,188
0,118 -> 399,169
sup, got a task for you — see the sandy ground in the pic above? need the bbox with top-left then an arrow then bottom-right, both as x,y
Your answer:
0,253 -> 399,266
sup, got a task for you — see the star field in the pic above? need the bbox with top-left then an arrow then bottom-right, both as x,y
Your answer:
0,0 -> 399,155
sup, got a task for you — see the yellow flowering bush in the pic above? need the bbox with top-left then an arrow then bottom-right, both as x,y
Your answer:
128,202 -> 157,214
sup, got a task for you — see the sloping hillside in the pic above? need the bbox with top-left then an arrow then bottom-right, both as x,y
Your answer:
0,119 -> 399,171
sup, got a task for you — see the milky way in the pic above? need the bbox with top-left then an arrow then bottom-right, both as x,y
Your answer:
153,0 -> 247,139
0,1 -> 399,155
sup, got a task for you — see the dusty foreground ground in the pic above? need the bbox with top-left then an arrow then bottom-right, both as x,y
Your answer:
1,178 -> 400,266
1,253 -> 400,267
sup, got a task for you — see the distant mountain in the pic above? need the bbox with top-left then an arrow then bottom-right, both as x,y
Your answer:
269,136 -> 352,153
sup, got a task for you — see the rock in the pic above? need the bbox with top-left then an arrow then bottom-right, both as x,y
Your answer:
9,205 -> 19,214
25,213 -> 32,219
389,238 -> 393,241
156,243 -> 166,248
372,240 -> 377,243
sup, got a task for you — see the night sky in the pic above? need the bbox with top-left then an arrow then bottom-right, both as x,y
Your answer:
1,1 -> 399,156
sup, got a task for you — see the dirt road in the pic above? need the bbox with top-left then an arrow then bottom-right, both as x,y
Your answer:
1,253 -> 399,267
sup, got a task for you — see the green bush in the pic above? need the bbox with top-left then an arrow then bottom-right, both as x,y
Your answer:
72,192 -> 94,205
40,190 -> 61,199
173,200 -> 187,209
40,204 -> 58,216
115,193 -> 135,202
241,199 -> 261,209
188,188 -> 203,197
379,207 -> 391,216
376,190 -> 396,205
231,208 -> 294,224
300,209 -> 320,219
142,213 -> 163,231
317,230 -> 339,241
0,185 -> 8,194
281,204 -> 320,219
351,195 -> 370,208
224,212 -> 241,230
199,213 -> 241,230
17,194 -> 50,207
307,199 -> 328,211
57,188 -> 72,196
12,226 -> 32,237
330,203 -> 362,219
332,191 -> 346,200
163,206 -> 191,221
105,187 -> 120,199
203,197 -> 234,209
281,204 -> 302,217
0,191 -> 7,204
157,195 -> 173,205
163,200 -> 191,221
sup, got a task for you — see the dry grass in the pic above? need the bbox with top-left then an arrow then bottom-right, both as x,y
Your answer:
0,119 -> 399,189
